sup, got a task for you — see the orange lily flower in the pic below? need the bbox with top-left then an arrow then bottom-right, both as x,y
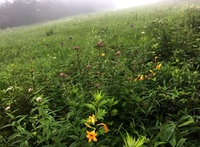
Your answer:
155,56 -> 158,62
97,123 -> 109,133
85,123 -> 94,129
156,63 -> 162,70
88,114 -> 97,125
86,130 -> 98,143
139,75 -> 144,80
134,75 -> 140,82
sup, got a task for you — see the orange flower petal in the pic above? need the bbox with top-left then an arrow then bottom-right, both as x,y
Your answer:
97,123 -> 109,133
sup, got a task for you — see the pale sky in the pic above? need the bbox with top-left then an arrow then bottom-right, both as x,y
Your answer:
0,0 -> 162,9
115,0 -> 161,9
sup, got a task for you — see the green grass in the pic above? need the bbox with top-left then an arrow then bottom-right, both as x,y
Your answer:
0,1 -> 200,146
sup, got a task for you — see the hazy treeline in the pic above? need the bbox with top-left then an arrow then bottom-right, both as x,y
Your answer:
0,0 -> 115,29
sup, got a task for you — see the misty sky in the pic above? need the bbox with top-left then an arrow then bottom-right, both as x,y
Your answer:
0,0 -> 162,9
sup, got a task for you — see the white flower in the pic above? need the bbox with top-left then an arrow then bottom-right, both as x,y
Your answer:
6,86 -> 14,92
36,97 -> 42,102
141,32 -> 145,34
5,106 -> 10,111
53,57 -> 56,59
28,88 -> 33,93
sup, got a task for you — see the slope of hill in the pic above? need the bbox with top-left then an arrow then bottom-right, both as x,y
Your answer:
0,1 -> 200,146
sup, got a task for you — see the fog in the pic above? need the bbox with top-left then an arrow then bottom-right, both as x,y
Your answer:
0,0 -> 116,29
0,0 -> 192,29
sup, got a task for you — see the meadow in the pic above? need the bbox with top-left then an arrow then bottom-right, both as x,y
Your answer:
0,1 -> 200,146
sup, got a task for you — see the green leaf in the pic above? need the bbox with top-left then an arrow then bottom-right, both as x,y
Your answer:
98,100 -> 108,108
84,104 -> 96,111
178,115 -> 194,127
169,133 -> 176,147
160,125 -> 175,142
111,109 -> 118,116
154,142 -> 166,147
6,113 -> 15,119
176,139 -> 186,147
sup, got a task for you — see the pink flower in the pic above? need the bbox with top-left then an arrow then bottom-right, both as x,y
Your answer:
74,46 -> 80,50
96,42 -> 104,47
130,25 -> 134,28
36,97 -> 42,102
97,72 -> 101,75
96,83 -> 100,87
86,65 -> 91,69
128,77 -> 131,80
60,73 -> 65,76
116,51 -> 121,55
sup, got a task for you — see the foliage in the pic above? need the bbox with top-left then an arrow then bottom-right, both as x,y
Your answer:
0,0 -> 200,146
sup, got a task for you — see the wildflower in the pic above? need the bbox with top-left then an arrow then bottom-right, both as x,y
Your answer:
6,86 -> 14,92
86,65 -> 92,69
5,106 -> 10,111
85,123 -> 94,129
155,56 -> 158,62
86,130 -> 97,143
144,26 -> 148,29
149,70 -> 156,77
145,75 -> 150,80
36,97 -> 42,102
134,75 -> 140,82
130,25 -> 134,28
96,83 -> 100,87
74,46 -> 80,50
60,42 -> 63,46
96,42 -> 104,47
68,37 -> 72,40
139,75 -> 144,80
60,73 -> 66,77
101,53 -> 105,57
45,44 -> 49,47
156,63 -> 162,70
97,123 -> 109,133
128,77 -> 131,80
116,56 -> 119,58
88,114 -> 97,125
28,88 -> 33,93
97,72 -> 101,75
116,51 -> 121,55
141,32 -> 145,34
53,57 -> 56,59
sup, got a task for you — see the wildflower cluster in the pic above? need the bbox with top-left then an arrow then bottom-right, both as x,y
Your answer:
85,114 -> 108,143
134,56 -> 162,82
96,41 -> 104,47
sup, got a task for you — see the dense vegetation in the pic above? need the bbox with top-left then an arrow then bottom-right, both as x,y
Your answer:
0,1 -> 200,146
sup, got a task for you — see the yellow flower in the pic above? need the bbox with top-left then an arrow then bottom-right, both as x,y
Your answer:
97,123 -> 109,133
88,114 -> 97,125
86,130 -> 97,143
101,53 -> 105,57
139,75 -> 144,81
156,63 -> 162,70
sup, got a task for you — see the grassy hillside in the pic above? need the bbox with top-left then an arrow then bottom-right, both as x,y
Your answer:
0,1 -> 200,146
